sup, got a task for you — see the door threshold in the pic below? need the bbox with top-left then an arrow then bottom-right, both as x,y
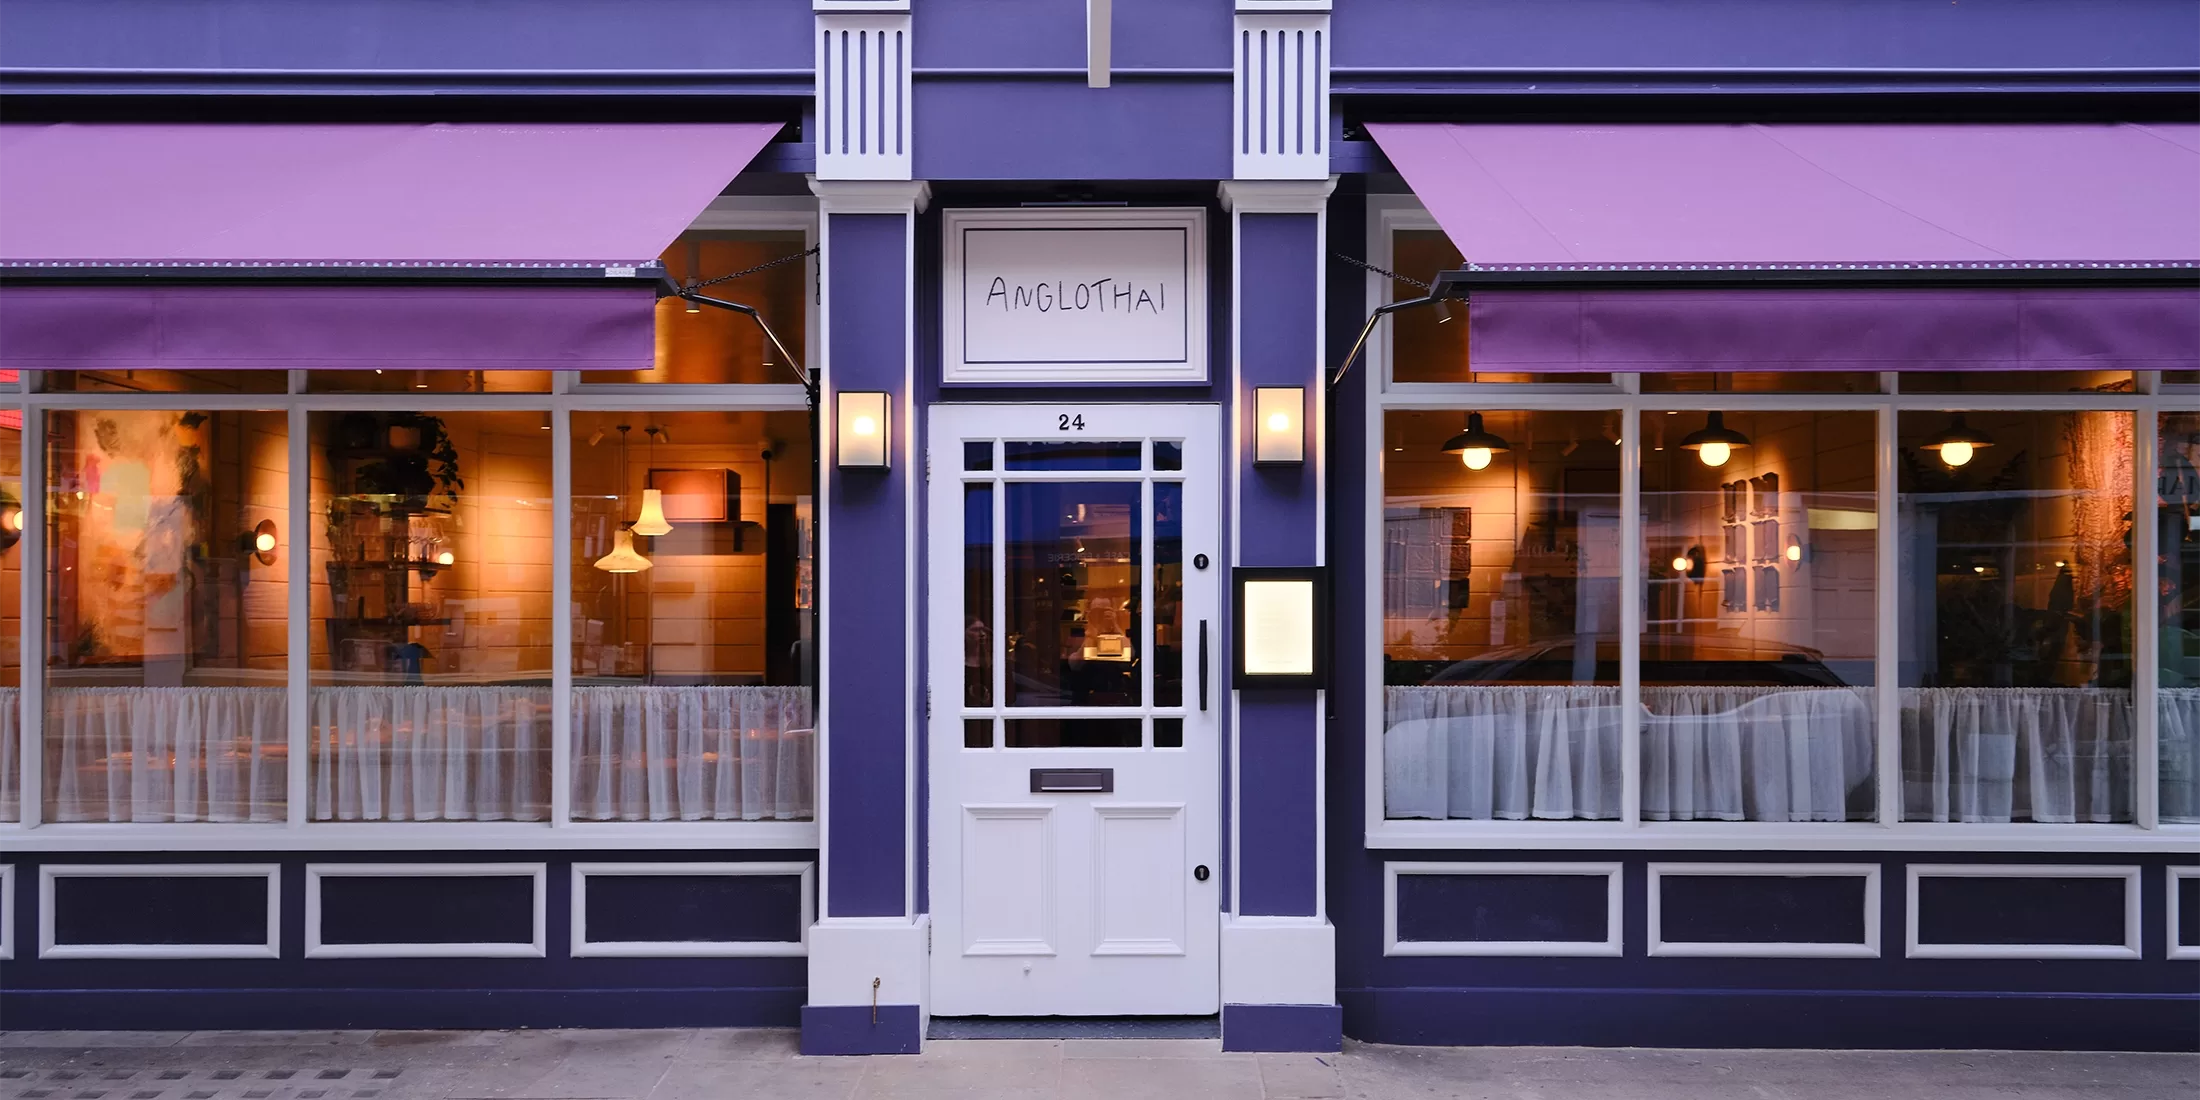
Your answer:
927,1015 -> 1221,1040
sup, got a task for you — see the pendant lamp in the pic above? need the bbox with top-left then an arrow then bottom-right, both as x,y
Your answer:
1920,414 -> 1995,469
594,526 -> 654,573
1680,412 -> 1751,468
632,427 -> 674,535
1440,413 -> 1513,471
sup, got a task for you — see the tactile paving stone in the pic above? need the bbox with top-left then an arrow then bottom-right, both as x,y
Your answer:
0,1069 -> 402,1100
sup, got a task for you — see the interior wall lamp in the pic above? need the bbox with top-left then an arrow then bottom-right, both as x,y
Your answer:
1680,412 -> 1751,468
1254,387 -> 1306,465
1920,414 -> 1995,469
1441,412 -> 1512,471
242,519 -> 278,567
1670,546 -> 1705,580
1233,566 -> 1329,690
0,494 -> 22,553
837,391 -> 891,470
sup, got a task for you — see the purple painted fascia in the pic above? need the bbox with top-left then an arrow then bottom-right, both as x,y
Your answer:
913,81 -> 1230,182
915,0 -> 1231,70
0,0 -> 815,73
1233,212 -> 1324,919
1330,0 -> 2200,71
824,212 -> 913,920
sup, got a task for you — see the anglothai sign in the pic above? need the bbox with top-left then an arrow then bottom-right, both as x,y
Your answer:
943,208 -> 1208,384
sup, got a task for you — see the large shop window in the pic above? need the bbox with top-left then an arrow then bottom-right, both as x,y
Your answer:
44,409 -> 288,822
0,405 -> 19,821
594,232 -> 810,386
569,410 -> 814,821
1379,385 -> 2185,831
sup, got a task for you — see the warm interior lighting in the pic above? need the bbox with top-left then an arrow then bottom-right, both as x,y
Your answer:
244,518 -> 279,566
1254,387 -> 1306,464
434,549 -> 456,567
632,488 -> 674,536
2,505 -> 21,532
1441,413 -> 1511,472
1785,537 -> 1803,562
254,530 -> 276,554
1921,414 -> 1994,469
1671,555 -> 1693,574
1241,579 -> 1316,676
593,526 -> 653,573
1680,412 -> 1750,468
837,391 -> 891,469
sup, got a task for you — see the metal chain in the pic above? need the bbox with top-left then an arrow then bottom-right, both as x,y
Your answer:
1332,251 -> 1434,292
682,245 -> 821,293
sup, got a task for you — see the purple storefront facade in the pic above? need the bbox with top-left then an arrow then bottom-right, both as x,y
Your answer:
0,0 -> 2196,1053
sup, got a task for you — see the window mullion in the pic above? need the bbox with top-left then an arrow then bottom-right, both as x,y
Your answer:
20,407 -> 45,828
287,405 -> 310,829
1619,404 -> 1642,827
1875,404 -> 1901,826
551,407 -> 574,827
2135,408 -> 2161,830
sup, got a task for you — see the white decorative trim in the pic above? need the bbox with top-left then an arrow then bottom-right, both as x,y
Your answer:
1363,823 -> 2200,854
1221,915 -> 1335,1005
815,8 -> 913,181
1217,178 -> 1337,215
1646,863 -> 1881,959
1,822 -> 818,853
807,178 -> 931,215
0,864 -> 14,960
304,863 -> 547,959
1233,8 -> 1331,180
1383,861 -> 1623,957
1905,864 -> 2142,960
940,207 -> 1209,385
38,864 -> 281,960
2170,867 -> 2199,961
570,861 -> 814,958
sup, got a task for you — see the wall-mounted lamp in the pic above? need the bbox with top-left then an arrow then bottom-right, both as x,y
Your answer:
242,519 -> 278,567
1920,415 -> 1994,469
837,391 -> 891,469
1233,566 -> 1329,689
1784,536 -> 1804,563
1441,413 -> 1512,471
1254,387 -> 1306,465
1670,546 -> 1706,581
1680,413 -> 1751,468
0,494 -> 21,552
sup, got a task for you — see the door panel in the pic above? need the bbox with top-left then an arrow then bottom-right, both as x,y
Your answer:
928,404 -> 1219,1017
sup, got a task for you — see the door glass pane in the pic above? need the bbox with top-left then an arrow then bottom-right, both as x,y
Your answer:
1154,441 -> 1183,471
963,441 -> 994,471
1005,718 -> 1142,748
965,484 -> 994,708
964,717 -> 993,749
1006,482 -> 1141,707
1154,482 -> 1184,708
2161,411 -> 2199,823
1005,440 -> 1142,471
1154,717 -> 1183,748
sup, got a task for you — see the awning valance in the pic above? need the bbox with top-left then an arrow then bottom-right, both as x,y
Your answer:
1365,122 -> 2200,373
0,122 -> 783,370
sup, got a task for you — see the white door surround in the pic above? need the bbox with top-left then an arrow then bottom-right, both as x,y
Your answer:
926,403 -> 1222,1017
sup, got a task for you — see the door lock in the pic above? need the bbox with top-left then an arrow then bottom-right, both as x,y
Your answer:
1193,865 -> 1210,882
1193,553 -> 1210,570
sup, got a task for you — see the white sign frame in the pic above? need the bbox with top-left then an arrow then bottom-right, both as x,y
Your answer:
942,207 -> 1208,385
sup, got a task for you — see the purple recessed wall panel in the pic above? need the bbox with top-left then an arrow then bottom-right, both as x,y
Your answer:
1331,0 -> 2200,70
825,213 -> 912,919
913,81 -> 1230,181
915,0 -> 1231,70
1235,213 -> 1321,918
0,0 -> 814,71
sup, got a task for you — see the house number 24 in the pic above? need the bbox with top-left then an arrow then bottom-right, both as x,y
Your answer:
1057,414 -> 1086,431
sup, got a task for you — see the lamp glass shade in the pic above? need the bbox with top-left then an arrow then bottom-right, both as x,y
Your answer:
1920,415 -> 1994,469
1441,413 -> 1512,471
593,527 -> 653,573
837,391 -> 891,469
1254,387 -> 1306,464
632,488 -> 674,536
1680,412 -> 1750,468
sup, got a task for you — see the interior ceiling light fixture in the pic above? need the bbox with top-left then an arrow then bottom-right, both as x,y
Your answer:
1441,413 -> 1512,471
1921,414 -> 1995,469
632,426 -> 674,536
593,425 -> 655,573
1680,412 -> 1751,468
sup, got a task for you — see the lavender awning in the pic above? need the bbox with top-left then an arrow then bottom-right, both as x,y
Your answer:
1366,123 -> 2200,372
0,122 -> 783,370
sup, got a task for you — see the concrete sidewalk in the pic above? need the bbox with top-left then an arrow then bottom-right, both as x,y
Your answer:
0,1030 -> 2192,1100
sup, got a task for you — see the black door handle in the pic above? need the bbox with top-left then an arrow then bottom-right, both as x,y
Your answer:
1198,619 -> 1209,712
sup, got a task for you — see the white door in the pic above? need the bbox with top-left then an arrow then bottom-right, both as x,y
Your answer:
927,404 -> 1221,1017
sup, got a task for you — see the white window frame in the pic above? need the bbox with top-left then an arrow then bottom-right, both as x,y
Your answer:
0,198 -> 822,853
38,863 -> 282,960
1362,194 -> 2198,853
304,862 -> 547,959
570,860 -> 814,958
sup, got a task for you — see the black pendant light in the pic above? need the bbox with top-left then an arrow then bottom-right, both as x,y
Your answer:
1441,413 -> 1512,470
1920,414 -> 1996,469
1679,412 -> 1751,468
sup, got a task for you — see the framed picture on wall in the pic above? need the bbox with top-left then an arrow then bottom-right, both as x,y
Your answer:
649,468 -> 736,523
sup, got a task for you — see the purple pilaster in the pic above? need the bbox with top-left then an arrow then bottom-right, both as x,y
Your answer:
1219,181 -> 1342,1054
807,182 -> 932,1055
